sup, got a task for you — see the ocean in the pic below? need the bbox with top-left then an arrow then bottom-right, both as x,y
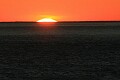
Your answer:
0,21 -> 120,80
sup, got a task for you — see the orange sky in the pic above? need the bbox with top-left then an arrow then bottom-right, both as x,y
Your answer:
0,0 -> 120,21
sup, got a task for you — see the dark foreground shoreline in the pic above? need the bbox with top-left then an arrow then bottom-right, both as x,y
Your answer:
0,22 -> 120,80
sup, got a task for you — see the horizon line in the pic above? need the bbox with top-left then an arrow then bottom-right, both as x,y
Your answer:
0,21 -> 120,23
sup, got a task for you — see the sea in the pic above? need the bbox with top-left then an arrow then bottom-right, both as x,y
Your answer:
0,21 -> 120,80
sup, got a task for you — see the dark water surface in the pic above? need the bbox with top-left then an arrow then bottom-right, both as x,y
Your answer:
0,22 -> 120,80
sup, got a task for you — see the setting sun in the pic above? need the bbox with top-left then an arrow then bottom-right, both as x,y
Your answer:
37,18 -> 57,22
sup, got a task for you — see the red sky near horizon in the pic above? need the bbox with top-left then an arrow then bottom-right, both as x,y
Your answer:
0,0 -> 120,21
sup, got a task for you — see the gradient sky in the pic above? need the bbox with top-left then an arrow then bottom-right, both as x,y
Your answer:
0,0 -> 120,21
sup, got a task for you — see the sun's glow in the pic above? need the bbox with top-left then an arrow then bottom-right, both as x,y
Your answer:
37,18 -> 57,22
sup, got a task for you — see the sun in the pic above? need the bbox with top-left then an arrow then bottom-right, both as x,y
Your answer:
37,18 -> 57,22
